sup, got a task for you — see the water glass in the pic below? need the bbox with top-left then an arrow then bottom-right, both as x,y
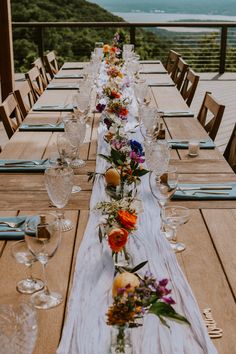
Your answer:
145,141 -> 171,178
139,105 -> 158,142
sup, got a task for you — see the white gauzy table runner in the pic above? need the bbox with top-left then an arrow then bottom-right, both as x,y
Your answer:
57,90 -> 217,354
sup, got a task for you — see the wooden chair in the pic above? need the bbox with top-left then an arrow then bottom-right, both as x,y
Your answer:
0,93 -> 24,138
33,57 -> 50,88
25,66 -> 44,101
165,50 -> 181,77
180,68 -> 200,106
171,57 -> 189,90
14,80 -> 37,118
44,51 -> 59,79
223,123 -> 236,173
197,91 -> 225,141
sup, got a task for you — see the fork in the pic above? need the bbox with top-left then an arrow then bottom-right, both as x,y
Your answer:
0,221 -> 19,228
4,158 -> 48,166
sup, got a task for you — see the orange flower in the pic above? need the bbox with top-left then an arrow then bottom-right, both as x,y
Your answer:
110,46 -> 117,53
117,210 -> 137,230
119,107 -> 129,117
111,90 -> 121,99
108,228 -> 128,252
103,44 -> 110,53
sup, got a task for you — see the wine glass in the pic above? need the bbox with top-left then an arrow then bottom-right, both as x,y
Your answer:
134,79 -> 149,105
44,165 -> 74,232
24,213 -> 62,309
0,299 -> 37,354
72,92 -> 91,122
139,105 -> 158,142
64,115 -> 87,168
149,167 -> 178,207
11,240 -> 44,294
161,206 -> 190,252
145,140 -> 171,182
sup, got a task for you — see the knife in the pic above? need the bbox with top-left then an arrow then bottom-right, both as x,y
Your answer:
178,186 -> 232,191
0,228 -> 22,232
169,139 -> 209,144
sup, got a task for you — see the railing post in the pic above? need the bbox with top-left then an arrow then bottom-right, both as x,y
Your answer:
130,26 -> 136,46
219,26 -> 227,74
37,26 -> 44,59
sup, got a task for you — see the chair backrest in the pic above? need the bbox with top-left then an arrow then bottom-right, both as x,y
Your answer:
180,68 -> 200,106
197,91 -> 225,141
171,57 -> 189,90
223,123 -> 236,173
33,57 -> 50,88
25,66 -> 44,100
0,93 -> 24,138
165,50 -> 181,76
14,80 -> 37,118
44,51 -> 59,79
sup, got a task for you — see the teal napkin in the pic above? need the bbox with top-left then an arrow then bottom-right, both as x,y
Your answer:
61,66 -> 84,70
173,183 -> 236,200
19,122 -> 64,132
163,111 -> 194,117
0,216 -> 26,240
148,83 -> 175,87
140,70 -> 167,74
46,83 -> 80,90
54,73 -> 84,79
168,139 -> 215,149
139,60 -> 160,64
0,159 -> 49,173
33,104 -> 73,112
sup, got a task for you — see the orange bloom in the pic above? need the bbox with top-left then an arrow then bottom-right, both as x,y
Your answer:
108,228 -> 129,252
110,46 -> 117,53
103,44 -> 110,53
119,107 -> 129,117
117,210 -> 137,230
111,90 -> 121,99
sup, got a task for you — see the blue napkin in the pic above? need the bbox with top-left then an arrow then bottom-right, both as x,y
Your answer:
0,216 -> 27,240
140,70 -> 167,74
61,66 -> 84,70
139,60 -> 160,64
173,183 -> 236,200
19,122 -> 64,132
163,111 -> 194,117
46,83 -> 80,90
33,104 -> 73,112
0,159 -> 49,173
148,82 -> 175,87
168,139 -> 215,149
54,73 -> 84,79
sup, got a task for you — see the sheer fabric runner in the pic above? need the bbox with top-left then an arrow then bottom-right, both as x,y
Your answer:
57,91 -> 217,354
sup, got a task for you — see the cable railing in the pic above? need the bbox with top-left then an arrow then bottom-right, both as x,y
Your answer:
12,21 -> 236,73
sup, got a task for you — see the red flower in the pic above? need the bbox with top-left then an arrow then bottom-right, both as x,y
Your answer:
117,210 -> 137,230
119,107 -> 129,117
108,228 -> 129,252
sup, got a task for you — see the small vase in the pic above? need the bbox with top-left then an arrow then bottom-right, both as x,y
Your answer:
105,182 -> 137,201
113,246 -> 133,268
110,325 -> 132,354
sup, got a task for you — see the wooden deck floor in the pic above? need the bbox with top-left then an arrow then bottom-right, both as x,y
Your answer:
0,72 -> 236,152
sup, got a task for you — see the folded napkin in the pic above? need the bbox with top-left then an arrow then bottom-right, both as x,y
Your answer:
0,159 -> 49,173
19,122 -> 64,132
140,70 -> 167,74
168,139 -> 215,149
61,66 -> 84,70
148,82 -> 175,87
54,73 -> 84,79
163,111 -> 194,117
46,83 -> 80,90
173,183 -> 236,200
0,216 -> 27,240
33,104 -> 73,112
139,60 -> 160,64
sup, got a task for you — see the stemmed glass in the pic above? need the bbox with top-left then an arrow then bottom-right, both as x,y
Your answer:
149,167 -> 178,207
11,240 -> 44,294
145,140 -> 171,182
24,213 -> 62,309
73,92 -> 91,122
44,165 -> 74,232
64,115 -> 87,168
161,206 -> 190,252
134,79 -> 149,105
139,105 -> 159,142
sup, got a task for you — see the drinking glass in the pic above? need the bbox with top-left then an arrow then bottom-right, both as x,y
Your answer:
134,79 -> 149,105
139,105 -> 158,142
161,206 -> 190,252
0,300 -> 37,354
57,133 -> 82,194
72,92 -> 91,122
149,167 -> 178,207
24,213 -> 62,309
64,115 -> 87,168
45,165 -> 74,232
145,141 -> 171,181
94,41 -> 104,59
11,240 -> 44,294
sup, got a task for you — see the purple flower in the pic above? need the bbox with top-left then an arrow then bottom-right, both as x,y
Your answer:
130,140 -> 144,157
159,279 -> 169,287
96,103 -> 106,113
130,151 -> 145,163
162,296 -> 176,305
104,118 -> 112,129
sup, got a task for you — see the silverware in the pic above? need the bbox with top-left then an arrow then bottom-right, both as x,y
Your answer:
23,123 -> 61,127
2,158 -> 48,166
192,191 -> 229,195
178,186 -> 232,191
0,228 -> 22,232
169,139 -> 209,144
0,221 -> 19,228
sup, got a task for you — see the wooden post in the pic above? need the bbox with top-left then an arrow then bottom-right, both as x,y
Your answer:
0,0 -> 15,101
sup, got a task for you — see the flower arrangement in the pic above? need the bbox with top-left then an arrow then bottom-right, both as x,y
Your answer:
96,198 -> 138,263
107,270 -> 189,353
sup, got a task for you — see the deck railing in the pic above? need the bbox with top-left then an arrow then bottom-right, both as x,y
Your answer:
12,21 -> 236,73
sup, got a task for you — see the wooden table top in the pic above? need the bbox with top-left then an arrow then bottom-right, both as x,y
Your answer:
0,62 -> 235,354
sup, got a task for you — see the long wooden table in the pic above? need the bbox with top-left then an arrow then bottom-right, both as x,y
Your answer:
0,62 -> 235,354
